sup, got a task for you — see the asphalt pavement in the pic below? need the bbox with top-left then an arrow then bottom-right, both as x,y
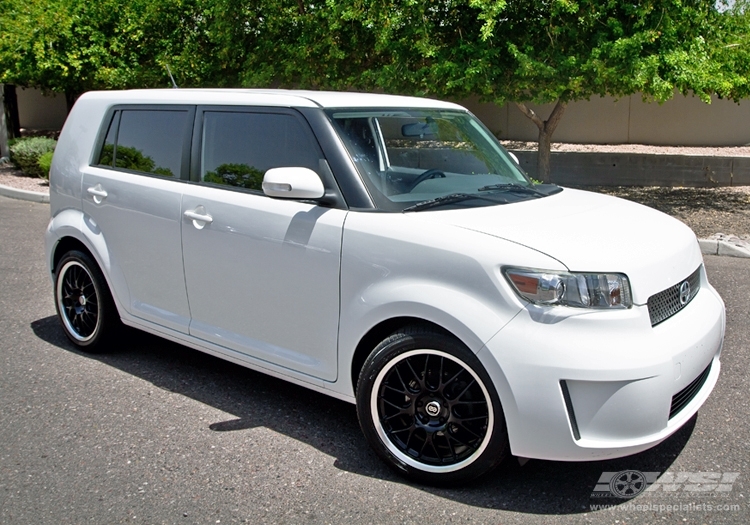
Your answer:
0,195 -> 748,524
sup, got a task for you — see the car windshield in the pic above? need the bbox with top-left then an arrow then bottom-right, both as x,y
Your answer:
327,108 -> 556,212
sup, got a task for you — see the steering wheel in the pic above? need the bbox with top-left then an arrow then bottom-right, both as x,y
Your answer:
408,168 -> 446,191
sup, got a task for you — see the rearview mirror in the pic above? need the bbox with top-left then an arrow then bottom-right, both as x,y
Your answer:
402,120 -> 438,138
262,167 -> 325,199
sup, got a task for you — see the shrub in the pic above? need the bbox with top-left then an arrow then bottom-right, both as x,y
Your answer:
38,151 -> 54,178
9,137 -> 57,178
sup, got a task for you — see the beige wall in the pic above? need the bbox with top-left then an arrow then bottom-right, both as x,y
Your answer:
14,87 -> 750,146
463,92 -> 750,146
17,88 -> 68,130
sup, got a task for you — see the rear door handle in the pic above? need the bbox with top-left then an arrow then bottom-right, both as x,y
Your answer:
184,207 -> 213,229
87,184 -> 108,204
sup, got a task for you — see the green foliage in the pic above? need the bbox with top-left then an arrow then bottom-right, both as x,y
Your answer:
98,144 -> 115,167
417,0 -> 749,105
113,145 -> 155,173
204,163 -> 264,190
3,0 -> 747,107
110,145 -> 173,177
0,0 -> 201,101
9,137 -> 56,178
38,151 -> 54,178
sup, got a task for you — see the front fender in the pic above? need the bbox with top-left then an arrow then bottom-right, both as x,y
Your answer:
340,279 -> 522,357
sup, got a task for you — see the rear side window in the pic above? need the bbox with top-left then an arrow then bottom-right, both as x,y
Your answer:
96,109 -> 191,178
200,111 -> 322,191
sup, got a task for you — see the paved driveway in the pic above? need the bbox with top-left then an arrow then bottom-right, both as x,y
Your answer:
0,195 -> 747,524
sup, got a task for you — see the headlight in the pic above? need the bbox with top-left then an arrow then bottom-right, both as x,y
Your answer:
504,268 -> 632,309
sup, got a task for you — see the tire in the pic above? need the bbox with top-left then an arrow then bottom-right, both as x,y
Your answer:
54,250 -> 119,352
356,326 -> 508,484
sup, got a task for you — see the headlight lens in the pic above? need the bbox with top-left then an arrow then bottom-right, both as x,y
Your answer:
504,268 -> 632,309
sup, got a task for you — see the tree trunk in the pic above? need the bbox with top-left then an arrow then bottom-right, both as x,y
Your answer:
514,100 -> 567,183
65,90 -> 79,114
3,84 -> 21,137
1,84 -> 21,159
0,91 -> 8,159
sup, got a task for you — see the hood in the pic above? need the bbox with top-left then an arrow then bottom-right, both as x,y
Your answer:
414,188 -> 702,304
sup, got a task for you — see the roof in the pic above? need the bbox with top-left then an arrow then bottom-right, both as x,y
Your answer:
79,89 -> 466,111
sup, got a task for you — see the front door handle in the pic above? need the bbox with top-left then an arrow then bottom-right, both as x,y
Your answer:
87,185 -> 108,204
184,207 -> 213,229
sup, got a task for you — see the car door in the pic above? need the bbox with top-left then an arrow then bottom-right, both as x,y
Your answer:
180,108 -> 346,381
81,106 -> 194,333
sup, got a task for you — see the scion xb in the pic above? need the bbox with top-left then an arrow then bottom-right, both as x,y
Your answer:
45,89 -> 724,484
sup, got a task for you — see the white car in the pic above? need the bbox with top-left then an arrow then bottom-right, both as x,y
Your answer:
45,89 -> 724,484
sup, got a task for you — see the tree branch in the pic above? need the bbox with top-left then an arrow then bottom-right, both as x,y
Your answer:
545,100 -> 567,135
515,102 -> 544,131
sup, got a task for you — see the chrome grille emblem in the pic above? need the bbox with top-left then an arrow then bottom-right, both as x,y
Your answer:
679,281 -> 691,306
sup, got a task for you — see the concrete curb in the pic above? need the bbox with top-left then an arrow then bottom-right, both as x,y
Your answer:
1,181 -> 747,258
0,183 -> 50,203
698,238 -> 750,259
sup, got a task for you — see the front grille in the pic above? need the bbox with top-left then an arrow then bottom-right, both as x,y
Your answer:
647,267 -> 701,326
670,363 -> 712,419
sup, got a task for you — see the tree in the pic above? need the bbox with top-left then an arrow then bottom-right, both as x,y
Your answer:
0,0 -> 198,110
453,0 -> 750,181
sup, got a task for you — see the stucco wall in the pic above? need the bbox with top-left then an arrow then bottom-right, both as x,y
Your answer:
16,88 -> 68,130
463,93 -> 750,147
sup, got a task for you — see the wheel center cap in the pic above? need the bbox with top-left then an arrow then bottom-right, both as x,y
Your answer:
78,295 -> 87,306
425,400 -> 441,417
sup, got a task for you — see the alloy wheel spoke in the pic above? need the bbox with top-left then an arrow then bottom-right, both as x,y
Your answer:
452,421 -> 484,441
404,359 -> 424,391
447,431 -> 479,452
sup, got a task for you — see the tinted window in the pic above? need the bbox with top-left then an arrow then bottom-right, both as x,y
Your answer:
96,109 -> 189,177
201,112 -> 321,191
96,111 -> 120,167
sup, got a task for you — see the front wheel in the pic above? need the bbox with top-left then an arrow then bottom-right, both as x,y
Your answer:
356,326 -> 508,484
54,250 -> 119,352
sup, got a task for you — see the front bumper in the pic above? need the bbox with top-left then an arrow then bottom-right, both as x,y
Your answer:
479,269 -> 725,461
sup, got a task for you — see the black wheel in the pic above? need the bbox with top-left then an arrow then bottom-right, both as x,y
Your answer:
54,250 -> 119,352
356,326 -> 508,484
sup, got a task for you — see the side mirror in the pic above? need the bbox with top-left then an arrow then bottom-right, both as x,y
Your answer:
262,167 -> 325,199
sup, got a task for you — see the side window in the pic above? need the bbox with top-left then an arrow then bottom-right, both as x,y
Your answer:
96,111 -> 120,167
95,109 -> 189,177
200,111 -> 321,191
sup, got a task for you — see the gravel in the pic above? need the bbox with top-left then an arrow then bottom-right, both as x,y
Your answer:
580,185 -> 750,239
503,141 -> 750,157
0,164 -> 49,193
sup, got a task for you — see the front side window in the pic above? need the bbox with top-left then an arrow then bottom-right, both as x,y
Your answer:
328,109 -> 558,211
200,111 -> 322,191
96,109 -> 189,177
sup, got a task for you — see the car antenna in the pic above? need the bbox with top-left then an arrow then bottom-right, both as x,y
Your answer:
165,64 -> 179,89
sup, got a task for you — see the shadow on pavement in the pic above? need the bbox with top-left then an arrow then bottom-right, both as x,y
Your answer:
31,314 -> 693,515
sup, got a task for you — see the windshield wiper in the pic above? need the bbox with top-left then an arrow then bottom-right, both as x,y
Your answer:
477,183 -> 545,196
402,192 -> 508,212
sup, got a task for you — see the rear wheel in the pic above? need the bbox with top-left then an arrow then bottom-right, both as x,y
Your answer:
356,326 -> 508,484
54,250 -> 119,352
